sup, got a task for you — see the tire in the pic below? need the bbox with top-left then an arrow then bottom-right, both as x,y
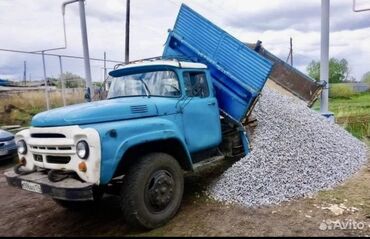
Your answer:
121,152 -> 184,229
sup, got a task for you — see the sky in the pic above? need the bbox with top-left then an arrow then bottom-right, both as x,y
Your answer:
0,0 -> 369,82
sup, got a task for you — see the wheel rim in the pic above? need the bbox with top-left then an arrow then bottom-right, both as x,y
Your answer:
145,169 -> 175,213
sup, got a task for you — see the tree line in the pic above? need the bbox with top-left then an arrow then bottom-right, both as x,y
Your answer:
306,58 -> 370,84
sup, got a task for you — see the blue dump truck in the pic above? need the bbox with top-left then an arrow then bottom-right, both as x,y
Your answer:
5,5 -> 273,229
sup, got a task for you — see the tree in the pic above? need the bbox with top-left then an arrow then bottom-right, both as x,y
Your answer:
59,72 -> 85,88
361,71 -> 370,84
306,58 -> 350,83
307,60 -> 320,81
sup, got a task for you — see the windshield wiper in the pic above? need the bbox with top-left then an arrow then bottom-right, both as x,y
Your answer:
108,95 -> 147,100
139,79 -> 151,98
107,95 -> 127,100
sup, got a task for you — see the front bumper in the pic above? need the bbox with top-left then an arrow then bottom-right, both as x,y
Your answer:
5,169 -> 94,201
15,126 -> 101,184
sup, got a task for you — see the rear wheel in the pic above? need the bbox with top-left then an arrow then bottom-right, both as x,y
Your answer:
121,152 -> 184,229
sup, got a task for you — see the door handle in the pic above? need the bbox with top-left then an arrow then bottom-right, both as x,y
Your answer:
208,102 -> 216,106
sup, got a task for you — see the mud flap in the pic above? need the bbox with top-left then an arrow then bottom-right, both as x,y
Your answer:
238,129 -> 250,155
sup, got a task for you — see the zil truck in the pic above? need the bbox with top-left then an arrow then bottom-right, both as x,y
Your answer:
5,5 -> 273,229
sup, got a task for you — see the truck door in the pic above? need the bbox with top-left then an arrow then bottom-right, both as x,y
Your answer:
181,71 -> 222,153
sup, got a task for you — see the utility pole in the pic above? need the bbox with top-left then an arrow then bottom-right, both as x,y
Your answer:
320,0 -> 330,116
78,0 -> 93,100
104,51 -> 107,81
23,61 -> 27,86
58,56 -> 67,106
62,0 -> 93,101
290,37 -> 293,66
41,51 -> 50,110
125,0 -> 130,64
286,37 -> 293,67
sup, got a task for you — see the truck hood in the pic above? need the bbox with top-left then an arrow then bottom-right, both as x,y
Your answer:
32,97 -> 160,127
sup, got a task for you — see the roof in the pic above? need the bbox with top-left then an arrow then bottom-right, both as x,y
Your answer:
109,60 -> 207,77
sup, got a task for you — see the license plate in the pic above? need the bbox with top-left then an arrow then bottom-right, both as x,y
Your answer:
0,150 -> 8,156
21,181 -> 42,194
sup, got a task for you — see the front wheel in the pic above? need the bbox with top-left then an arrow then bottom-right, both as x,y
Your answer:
121,152 -> 184,229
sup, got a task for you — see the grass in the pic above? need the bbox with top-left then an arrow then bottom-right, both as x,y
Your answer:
312,92 -> 370,139
329,84 -> 355,99
0,90 -> 84,126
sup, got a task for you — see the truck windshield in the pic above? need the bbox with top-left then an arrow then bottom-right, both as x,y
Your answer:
107,70 -> 181,99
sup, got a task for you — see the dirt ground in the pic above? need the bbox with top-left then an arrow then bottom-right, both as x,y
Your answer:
0,156 -> 370,237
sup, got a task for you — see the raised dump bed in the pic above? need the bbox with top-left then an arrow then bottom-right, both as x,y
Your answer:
163,4 -> 273,123
246,43 -> 324,107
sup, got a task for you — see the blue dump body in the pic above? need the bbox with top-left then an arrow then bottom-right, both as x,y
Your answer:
163,4 -> 274,123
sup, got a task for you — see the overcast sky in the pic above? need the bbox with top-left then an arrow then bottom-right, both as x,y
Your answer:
0,0 -> 369,82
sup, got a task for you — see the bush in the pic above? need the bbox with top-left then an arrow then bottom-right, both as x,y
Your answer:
329,84 -> 355,98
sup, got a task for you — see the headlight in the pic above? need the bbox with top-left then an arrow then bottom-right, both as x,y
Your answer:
17,140 -> 27,155
76,140 -> 89,159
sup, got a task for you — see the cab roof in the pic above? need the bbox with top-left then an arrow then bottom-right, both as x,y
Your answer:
109,60 -> 207,77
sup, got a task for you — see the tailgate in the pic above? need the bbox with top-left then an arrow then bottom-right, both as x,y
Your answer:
246,43 -> 324,107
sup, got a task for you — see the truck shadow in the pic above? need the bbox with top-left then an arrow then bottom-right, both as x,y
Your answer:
34,158 -> 237,236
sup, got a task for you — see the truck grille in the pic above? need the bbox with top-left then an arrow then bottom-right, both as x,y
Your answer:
46,156 -> 71,164
33,154 -> 43,162
31,133 -> 66,138
31,146 -> 72,151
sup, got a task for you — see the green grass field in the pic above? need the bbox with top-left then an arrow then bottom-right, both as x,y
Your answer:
313,92 -> 370,139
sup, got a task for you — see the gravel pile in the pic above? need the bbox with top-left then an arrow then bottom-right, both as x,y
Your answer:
208,87 -> 368,207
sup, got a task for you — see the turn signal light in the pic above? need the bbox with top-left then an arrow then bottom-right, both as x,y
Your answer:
78,162 -> 87,172
19,157 -> 27,166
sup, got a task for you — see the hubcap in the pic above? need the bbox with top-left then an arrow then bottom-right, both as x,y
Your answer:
145,170 -> 175,212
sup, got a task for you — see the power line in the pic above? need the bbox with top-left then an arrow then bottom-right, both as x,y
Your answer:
0,48 -> 124,64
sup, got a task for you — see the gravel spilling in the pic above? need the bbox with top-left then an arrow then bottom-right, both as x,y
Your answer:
208,87 -> 368,207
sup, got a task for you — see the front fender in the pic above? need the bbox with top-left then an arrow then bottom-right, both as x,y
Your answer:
114,129 -> 190,167
82,116 -> 191,184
